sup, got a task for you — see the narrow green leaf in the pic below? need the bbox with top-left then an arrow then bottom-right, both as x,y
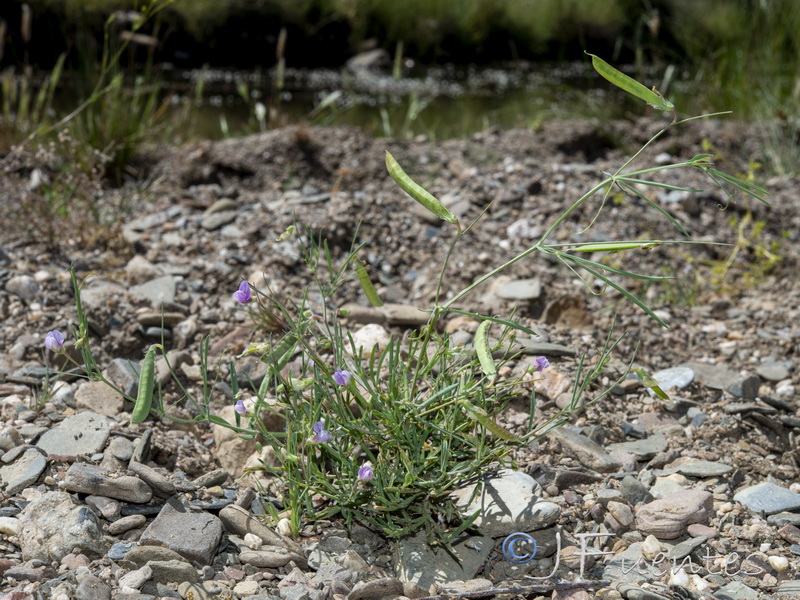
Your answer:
354,260 -> 384,307
558,252 -> 672,280
571,241 -> 663,253
618,180 -> 689,236
588,53 -> 674,112
386,151 -> 457,224
474,320 -> 497,380
460,401 -> 518,441
634,367 -> 671,400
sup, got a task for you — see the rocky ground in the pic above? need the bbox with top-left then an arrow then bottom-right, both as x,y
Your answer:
0,115 -> 799,600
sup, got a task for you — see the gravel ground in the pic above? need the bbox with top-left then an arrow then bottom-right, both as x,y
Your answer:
0,116 -> 799,599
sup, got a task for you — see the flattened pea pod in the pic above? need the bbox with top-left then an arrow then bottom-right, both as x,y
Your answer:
474,319 -> 497,381
385,151 -> 457,225
131,344 -> 158,424
355,260 -> 383,307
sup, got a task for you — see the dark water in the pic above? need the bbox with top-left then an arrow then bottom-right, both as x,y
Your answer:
169,61 -> 662,141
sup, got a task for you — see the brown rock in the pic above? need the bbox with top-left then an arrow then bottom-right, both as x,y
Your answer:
635,489 -> 713,539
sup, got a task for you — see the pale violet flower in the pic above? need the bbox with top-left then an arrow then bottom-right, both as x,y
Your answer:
333,369 -> 352,386
234,399 -> 248,415
233,281 -> 252,304
310,420 -> 330,443
358,462 -> 374,482
534,356 -> 550,372
44,330 -> 65,352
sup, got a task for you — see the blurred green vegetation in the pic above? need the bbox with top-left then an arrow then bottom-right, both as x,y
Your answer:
1,0 -> 798,177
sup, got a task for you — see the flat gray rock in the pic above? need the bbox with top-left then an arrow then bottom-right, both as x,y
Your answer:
130,275 -> 176,307
74,381 -> 125,417
650,366 -> 695,391
756,361 -> 791,382
734,481 -> 800,515
605,435 -> 668,461
396,532 -> 493,590
603,542 -> 664,585
674,460 -> 733,478
36,411 -> 111,456
714,580 -> 759,599
451,469 -> 558,536
776,580 -> 800,598
552,428 -> 622,473
0,447 -> 47,494
64,463 -> 153,504
140,497 -> 223,564
496,278 -> 541,300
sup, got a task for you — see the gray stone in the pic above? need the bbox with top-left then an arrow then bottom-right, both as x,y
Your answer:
36,411 -> 111,456
615,584 -> 671,600
767,512 -> 800,527
347,577 -> 404,600
75,574 -> 113,600
147,559 -> 198,584
674,460 -> 733,478
130,275 -> 176,307
139,497 -> 223,564
64,463 -> 153,503
552,428 -> 622,473
128,461 -> 176,497
756,361 -> 791,382
381,303 -> 429,326
725,374 -> 761,399
635,489 -> 713,539
650,366 -> 694,392
0,426 -> 23,451
776,580 -> 800,598
734,481 -> 800,515
666,536 -> 706,560
240,550 -> 302,568
5,275 -> 39,301
219,504 -> 295,549
603,542 -> 664,585
86,495 -> 122,520
620,475 -> 654,506
201,210 -> 237,231
396,532 -> 493,590
713,580 -> 759,599
124,545 -> 191,568
119,565 -> 152,590
605,436 -> 668,461
0,446 -> 47,494
514,339 -> 577,357
103,358 -> 142,397
19,491 -> 111,561
108,514 -> 147,535
74,380 -> 125,417
496,278 -> 541,300
450,469 -> 558,536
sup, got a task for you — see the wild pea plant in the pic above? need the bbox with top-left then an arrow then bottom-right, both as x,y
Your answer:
50,56 -> 767,541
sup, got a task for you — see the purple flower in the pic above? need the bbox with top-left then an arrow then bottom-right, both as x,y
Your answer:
534,356 -> 550,372
333,369 -> 352,386
44,330 -> 65,352
310,420 -> 330,443
234,399 -> 248,415
232,281 -> 252,304
358,462 -> 374,482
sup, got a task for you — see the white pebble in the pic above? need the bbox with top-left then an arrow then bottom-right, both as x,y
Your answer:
769,555 -> 790,572
641,535 -> 662,561
0,517 -> 20,536
690,574 -> 710,591
718,502 -> 734,514
276,517 -> 292,537
669,568 -> 690,588
244,532 -> 262,549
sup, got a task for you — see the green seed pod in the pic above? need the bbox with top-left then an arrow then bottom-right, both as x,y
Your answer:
385,151 -> 457,224
131,345 -> 156,424
474,320 -> 497,381
355,260 -> 383,307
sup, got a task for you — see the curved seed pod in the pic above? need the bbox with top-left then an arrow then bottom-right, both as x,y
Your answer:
385,151 -> 457,224
474,319 -> 497,380
355,260 -> 383,307
131,345 -> 156,424
588,53 -> 674,112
